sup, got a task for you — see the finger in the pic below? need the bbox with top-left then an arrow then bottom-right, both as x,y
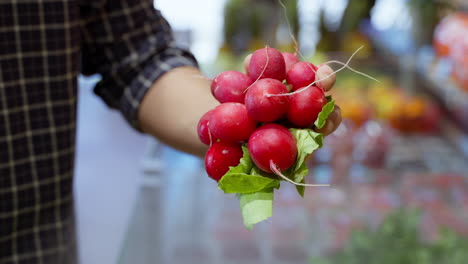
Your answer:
316,119 -> 335,136
315,106 -> 342,135
244,54 -> 252,75
315,64 -> 336,92
304,153 -> 314,163
330,105 -> 342,131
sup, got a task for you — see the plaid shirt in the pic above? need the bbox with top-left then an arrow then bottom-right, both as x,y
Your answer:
0,0 -> 197,263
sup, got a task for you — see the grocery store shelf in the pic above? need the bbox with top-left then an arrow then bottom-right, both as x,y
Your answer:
368,27 -> 468,101
367,29 -> 468,161
416,47 -> 468,113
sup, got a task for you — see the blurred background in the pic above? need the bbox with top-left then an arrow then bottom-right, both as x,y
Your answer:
74,0 -> 468,263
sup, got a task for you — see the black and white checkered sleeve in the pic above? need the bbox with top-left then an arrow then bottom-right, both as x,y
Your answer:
80,0 -> 198,129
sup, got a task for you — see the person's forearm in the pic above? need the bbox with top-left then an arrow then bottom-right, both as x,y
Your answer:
138,66 -> 219,157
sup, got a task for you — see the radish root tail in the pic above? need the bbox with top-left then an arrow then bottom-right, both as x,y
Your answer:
278,0 -> 300,58
244,45 -> 270,93
208,124 -> 213,147
323,60 -> 381,83
266,46 -> 373,98
278,0 -> 318,74
270,160 -> 330,187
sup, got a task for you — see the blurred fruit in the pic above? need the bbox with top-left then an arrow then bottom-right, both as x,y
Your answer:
333,74 -> 441,133
387,96 -> 441,133
339,98 -> 373,127
433,12 -> 468,58
421,100 -> 442,133
353,121 -> 392,168
433,12 -> 468,90
451,34 -> 468,90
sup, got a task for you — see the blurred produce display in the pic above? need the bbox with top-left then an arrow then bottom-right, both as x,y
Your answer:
358,1 -> 468,131
310,208 -> 468,264
330,72 -> 442,134
433,12 -> 468,90
204,1 -> 468,261
207,167 -> 468,263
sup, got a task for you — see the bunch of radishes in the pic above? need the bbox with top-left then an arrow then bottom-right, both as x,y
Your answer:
198,46 -> 329,182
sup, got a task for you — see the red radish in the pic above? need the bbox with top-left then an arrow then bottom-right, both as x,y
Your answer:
244,54 -> 252,76
244,78 -> 289,123
287,85 -> 326,128
211,71 -> 253,103
205,142 -> 243,181
282,52 -> 300,72
209,102 -> 257,143
248,46 -> 286,81
197,110 -> 215,145
286,61 -> 318,91
248,124 -> 297,173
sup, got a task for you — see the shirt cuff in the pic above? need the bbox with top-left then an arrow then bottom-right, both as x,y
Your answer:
94,44 -> 198,131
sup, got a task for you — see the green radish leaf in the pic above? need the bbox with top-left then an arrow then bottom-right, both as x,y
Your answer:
225,145 -> 253,173
250,166 -> 276,178
239,189 -> 274,230
315,100 -> 335,129
217,128 -> 326,229
218,146 -> 280,194
290,129 -> 323,174
288,129 -> 324,197
296,178 -> 306,197
219,173 -> 280,194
